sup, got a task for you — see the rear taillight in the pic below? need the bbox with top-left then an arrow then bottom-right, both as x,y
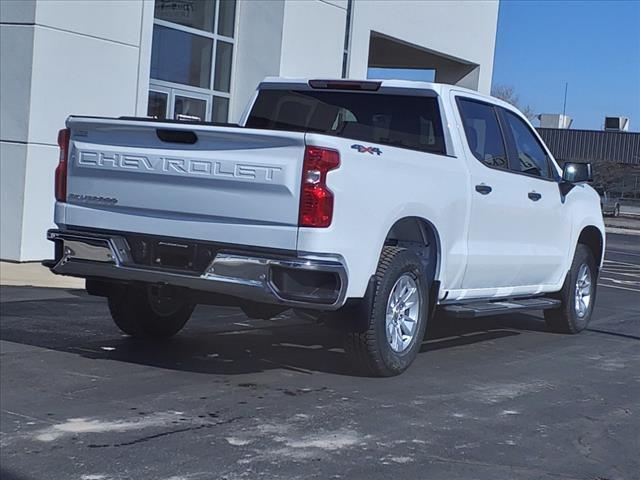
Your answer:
299,146 -> 340,228
55,128 -> 70,202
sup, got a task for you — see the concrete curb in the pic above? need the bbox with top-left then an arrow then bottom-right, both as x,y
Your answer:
0,262 -> 84,289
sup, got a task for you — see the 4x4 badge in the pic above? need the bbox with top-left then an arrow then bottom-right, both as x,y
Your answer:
351,144 -> 382,155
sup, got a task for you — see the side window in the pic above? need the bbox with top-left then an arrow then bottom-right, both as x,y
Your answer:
502,110 -> 551,178
457,99 -> 508,169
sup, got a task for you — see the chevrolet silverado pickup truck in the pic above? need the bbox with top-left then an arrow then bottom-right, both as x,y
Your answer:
46,78 -> 605,376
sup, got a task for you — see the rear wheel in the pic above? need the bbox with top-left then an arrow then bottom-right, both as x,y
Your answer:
545,244 -> 597,333
344,246 -> 428,377
108,285 -> 194,339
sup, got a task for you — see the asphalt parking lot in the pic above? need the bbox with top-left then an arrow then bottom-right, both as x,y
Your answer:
1,233 -> 638,480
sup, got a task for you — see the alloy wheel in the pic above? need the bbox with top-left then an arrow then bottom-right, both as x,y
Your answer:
385,273 -> 421,353
574,263 -> 592,318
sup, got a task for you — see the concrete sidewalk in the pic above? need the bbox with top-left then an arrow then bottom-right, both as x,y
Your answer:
0,262 -> 83,289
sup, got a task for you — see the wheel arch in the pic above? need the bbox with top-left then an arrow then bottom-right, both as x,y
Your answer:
383,216 -> 441,287
577,225 -> 604,268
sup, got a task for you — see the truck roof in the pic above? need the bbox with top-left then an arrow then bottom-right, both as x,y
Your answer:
258,77 -> 516,113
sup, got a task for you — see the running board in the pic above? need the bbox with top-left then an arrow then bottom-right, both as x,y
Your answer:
441,297 -> 561,319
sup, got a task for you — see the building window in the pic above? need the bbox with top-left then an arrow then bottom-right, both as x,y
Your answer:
151,25 -> 213,89
154,0 -> 216,32
149,0 -> 236,122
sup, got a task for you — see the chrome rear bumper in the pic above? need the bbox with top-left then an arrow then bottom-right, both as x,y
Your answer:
46,229 -> 348,310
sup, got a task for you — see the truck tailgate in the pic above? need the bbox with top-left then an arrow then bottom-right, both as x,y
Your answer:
63,117 -> 305,250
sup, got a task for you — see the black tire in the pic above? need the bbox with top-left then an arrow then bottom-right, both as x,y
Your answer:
108,286 -> 194,339
544,244 -> 597,334
344,246 -> 429,377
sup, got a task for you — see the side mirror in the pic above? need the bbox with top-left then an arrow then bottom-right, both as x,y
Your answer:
562,162 -> 592,183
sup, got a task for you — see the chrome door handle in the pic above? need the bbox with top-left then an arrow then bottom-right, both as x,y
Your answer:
528,191 -> 542,201
475,184 -> 492,195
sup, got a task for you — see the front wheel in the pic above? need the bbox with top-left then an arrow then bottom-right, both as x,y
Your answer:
108,285 -> 194,339
545,244 -> 597,333
344,246 -> 429,377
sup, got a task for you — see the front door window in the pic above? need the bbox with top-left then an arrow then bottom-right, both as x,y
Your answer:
501,109 -> 552,178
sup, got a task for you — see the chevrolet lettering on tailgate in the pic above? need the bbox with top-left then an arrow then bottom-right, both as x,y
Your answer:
77,150 -> 283,183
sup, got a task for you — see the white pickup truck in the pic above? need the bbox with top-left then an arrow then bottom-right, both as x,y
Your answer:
46,78 -> 605,376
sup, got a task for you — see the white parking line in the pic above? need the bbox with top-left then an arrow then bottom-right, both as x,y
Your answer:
606,249 -> 640,258
603,264 -> 640,273
604,259 -> 639,266
598,283 -> 640,293
601,258 -> 640,286
603,263 -> 640,268
601,270 -> 640,279
600,276 -> 640,285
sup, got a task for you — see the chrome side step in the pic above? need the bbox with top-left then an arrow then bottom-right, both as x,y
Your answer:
441,297 -> 561,318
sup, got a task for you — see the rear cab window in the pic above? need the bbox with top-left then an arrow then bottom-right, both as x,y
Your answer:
246,89 -> 446,155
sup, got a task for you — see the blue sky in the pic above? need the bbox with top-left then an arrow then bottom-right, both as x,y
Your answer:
493,0 -> 640,131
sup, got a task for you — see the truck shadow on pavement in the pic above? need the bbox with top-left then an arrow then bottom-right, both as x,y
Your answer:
0,468 -> 30,480
0,287 -> 556,378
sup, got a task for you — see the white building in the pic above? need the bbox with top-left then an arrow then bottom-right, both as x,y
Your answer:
0,0 -> 499,261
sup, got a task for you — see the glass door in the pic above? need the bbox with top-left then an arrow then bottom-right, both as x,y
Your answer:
172,89 -> 211,121
147,86 -> 170,120
147,87 -> 211,122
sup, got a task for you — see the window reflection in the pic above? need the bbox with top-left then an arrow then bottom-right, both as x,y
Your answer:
147,91 -> 168,119
503,110 -> 551,178
150,25 -> 213,89
213,96 -> 229,123
214,41 -> 233,92
174,96 -> 207,121
458,99 -> 508,169
217,0 -> 236,37
155,0 -> 217,33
